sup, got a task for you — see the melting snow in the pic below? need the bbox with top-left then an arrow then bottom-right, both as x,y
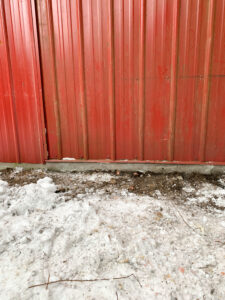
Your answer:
0,171 -> 224,299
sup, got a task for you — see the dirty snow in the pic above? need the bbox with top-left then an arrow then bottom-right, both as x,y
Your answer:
0,170 -> 225,300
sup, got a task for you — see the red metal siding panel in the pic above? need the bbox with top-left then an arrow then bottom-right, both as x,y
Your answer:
52,0 -> 86,158
82,0 -> 112,159
174,0 -> 209,162
4,0 -> 222,165
37,0 -> 114,159
205,0 -> 225,162
144,0 -> 174,161
114,0 -> 139,160
0,0 -> 18,162
0,0 -> 46,163
36,0 -> 62,159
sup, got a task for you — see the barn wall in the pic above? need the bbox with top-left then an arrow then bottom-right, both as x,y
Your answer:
0,0 -> 225,164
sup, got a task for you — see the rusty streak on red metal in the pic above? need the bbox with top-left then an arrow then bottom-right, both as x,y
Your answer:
168,0 -> 180,161
199,0 -> 215,162
138,0 -> 146,160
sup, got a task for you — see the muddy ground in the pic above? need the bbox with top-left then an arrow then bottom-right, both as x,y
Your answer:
1,168 -> 224,212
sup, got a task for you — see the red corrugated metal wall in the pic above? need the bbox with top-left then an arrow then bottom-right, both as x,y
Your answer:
0,0 -> 225,164
0,0 -> 46,163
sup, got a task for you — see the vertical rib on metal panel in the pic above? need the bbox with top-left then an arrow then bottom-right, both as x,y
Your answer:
199,0 -> 215,161
168,0 -> 180,161
114,0 -> 124,159
107,0 -> 115,160
75,0 -> 88,159
46,0 -> 62,159
128,0 -> 134,159
138,0 -> 145,161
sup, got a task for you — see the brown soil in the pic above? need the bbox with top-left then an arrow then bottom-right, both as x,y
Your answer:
0,168 -> 224,211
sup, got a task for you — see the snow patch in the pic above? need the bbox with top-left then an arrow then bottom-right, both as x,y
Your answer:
62,157 -> 76,161
73,172 -> 116,183
0,172 -> 224,299
0,180 -> 8,196
183,185 -> 195,193
1,177 -> 59,216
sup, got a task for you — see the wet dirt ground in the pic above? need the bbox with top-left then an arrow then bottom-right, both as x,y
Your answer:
1,168 -> 224,211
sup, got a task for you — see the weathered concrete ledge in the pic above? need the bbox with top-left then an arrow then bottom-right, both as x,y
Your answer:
0,162 -> 225,175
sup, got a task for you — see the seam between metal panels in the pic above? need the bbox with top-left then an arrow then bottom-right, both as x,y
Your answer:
192,0 -> 201,161
0,0 -> 12,161
210,0 -> 225,160
30,0 -> 48,162
90,0 -> 98,157
108,0 -> 116,160
129,0 -> 135,159
65,0 -> 75,155
117,0 -> 125,157
32,0 -> 48,161
46,0 -> 62,159
168,0 -> 180,161
96,0 -> 105,158
1,0 -> 20,162
75,0 -> 88,159
199,0 -> 216,162
67,0 -> 80,157
138,0 -> 146,161
57,0 -> 71,155
36,0 -> 62,159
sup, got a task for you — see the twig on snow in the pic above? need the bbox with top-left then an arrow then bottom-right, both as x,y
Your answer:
132,273 -> 142,288
175,207 -> 195,231
116,291 -> 119,300
46,274 -> 50,290
170,201 -> 199,234
28,273 -> 142,289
